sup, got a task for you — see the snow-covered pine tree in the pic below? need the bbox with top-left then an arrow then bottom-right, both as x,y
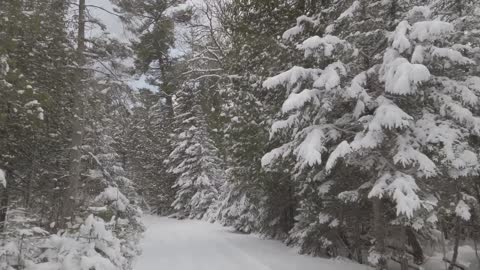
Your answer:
168,81 -> 224,219
416,1 -> 480,268
125,89 -> 177,215
25,214 -> 135,270
339,3 -> 480,268
261,1 -> 479,269
78,9 -> 145,267
0,0 -> 78,226
115,0 -> 192,215
211,0 -> 309,236
83,89 -> 144,269
156,1 -> 227,220
262,0 -> 382,259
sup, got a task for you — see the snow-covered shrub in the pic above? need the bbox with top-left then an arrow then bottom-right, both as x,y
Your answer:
25,215 -> 125,270
0,206 -> 140,270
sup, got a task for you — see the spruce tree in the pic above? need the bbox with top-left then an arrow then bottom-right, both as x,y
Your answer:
168,81 -> 224,219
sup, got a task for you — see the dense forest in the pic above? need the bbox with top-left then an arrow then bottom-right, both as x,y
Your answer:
0,0 -> 479,269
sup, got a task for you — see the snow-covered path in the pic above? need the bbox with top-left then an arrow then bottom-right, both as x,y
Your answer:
134,215 -> 368,270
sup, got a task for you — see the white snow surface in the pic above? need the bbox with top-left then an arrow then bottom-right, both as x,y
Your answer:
135,215 -> 368,270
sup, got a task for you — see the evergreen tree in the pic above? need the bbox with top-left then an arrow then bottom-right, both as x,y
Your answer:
263,1 -> 480,269
126,89 -> 177,214
115,0 -> 190,213
0,1 -> 144,269
212,0 -> 309,236
168,81 -> 224,219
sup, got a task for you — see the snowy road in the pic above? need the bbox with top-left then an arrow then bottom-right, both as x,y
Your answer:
134,215 -> 367,270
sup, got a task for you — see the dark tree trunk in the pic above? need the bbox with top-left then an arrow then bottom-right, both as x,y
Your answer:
406,226 -> 425,265
63,0 -> 86,227
448,217 -> 461,270
372,197 -> 388,270
354,214 -> 363,264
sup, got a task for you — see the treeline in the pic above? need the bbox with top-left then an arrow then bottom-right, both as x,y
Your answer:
137,0 -> 480,270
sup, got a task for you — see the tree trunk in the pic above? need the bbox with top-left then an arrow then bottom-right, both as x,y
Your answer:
63,0 -> 86,227
406,226 -> 424,265
0,169 -> 9,233
165,95 -> 174,118
25,141 -> 36,208
354,214 -> 363,264
400,226 -> 409,270
474,237 -> 480,264
372,197 -> 388,270
448,217 -> 461,270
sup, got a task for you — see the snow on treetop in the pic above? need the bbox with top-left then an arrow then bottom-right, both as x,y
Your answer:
431,47 -> 474,65
195,173 -> 213,186
318,180 -> 334,195
452,150 -> 478,171
318,212 -> 332,224
349,98 -> 414,152
350,71 -> 377,119
338,190 -> 359,203
95,187 -> 130,212
437,77 -> 478,106
80,215 -> 114,242
262,66 -> 321,92
261,143 -> 292,169
383,55 -> 430,95
410,21 -> 454,42
455,200 -> 471,221
350,126 -> 384,150
294,127 -> 325,169
325,141 -> 352,172
368,172 -> 422,218
393,141 -> 437,178
411,45 -> 425,64
282,89 -> 319,113
282,15 -> 319,40
466,76 -> 480,93
369,97 -> 413,131
440,95 -> 480,134
353,100 -> 366,119
24,100 -> 40,107
282,25 -> 304,41
298,35 -> 346,58
271,113 -> 299,137
392,21 -> 411,53
313,61 -> 346,91
337,1 -> 360,21
346,71 -> 372,102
